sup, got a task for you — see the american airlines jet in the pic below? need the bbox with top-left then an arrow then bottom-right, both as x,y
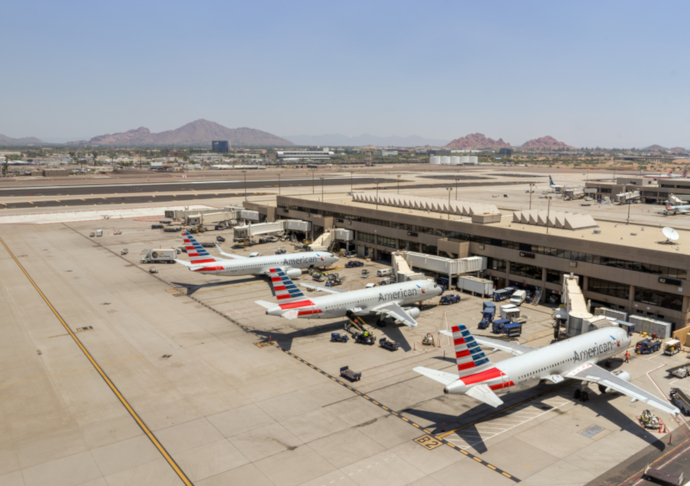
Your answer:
645,170 -> 687,179
174,232 -> 339,278
414,324 -> 679,415
256,268 -> 443,327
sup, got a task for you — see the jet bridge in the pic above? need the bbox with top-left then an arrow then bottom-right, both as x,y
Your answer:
233,219 -> 312,241
560,274 -> 610,338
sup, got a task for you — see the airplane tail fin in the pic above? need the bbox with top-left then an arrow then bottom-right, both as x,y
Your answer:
451,324 -> 493,378
182,232 -> 217,265
683,170 -> 688,178
268,268 -> 307,301
549,175 -> 555,186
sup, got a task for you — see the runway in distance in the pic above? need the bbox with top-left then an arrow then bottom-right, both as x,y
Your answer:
256,268 -> 443,327
174,232 -> 339,278
415,324 -> 679,415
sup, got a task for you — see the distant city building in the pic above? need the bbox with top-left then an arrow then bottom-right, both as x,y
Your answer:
499,148 -> 514,156
376,150 -> 398,157
212,140 -> 230,153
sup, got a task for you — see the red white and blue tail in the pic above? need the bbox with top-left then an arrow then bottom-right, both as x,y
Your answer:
182,232 -> 217,265
452,324 -> 492,378
683,170 -> 688,178
269,268 -> 306,301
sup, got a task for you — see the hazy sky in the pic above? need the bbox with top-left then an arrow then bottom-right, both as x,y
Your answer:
2,1 -> 689,147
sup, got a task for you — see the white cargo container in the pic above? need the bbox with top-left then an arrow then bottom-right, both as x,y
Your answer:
140,249 -> 177,264
456,276 -> 493,296
510,290 -> 527,306
500,305 -> 520,320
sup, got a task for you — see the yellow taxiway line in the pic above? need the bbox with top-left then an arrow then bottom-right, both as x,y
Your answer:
0,237 -> 192,486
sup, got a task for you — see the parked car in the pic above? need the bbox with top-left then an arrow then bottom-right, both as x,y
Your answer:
440,294 -> 461,305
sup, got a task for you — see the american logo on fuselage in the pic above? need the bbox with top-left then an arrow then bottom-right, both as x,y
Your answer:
573,339 -> 618,362
378,288 -> 418,302
282,257 -> 320,265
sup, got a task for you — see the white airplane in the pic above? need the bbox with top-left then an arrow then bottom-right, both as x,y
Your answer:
644,170 -> 687,179
549,175 -> 564,191
255,268 -> 443,327
662,202 -> 690,215
414,324 -> 679,416
174,232 -> 339,278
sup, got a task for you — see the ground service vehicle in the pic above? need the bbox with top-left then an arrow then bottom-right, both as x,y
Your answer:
141,249 -> 177,264
440,294 -> 461,305
340,366 -> 361,382
493,289 -> 512,302
345,260 -> 363,268
151,224 -> 163,229
361,269 -> 370,278
636,339 -> 661,354
510,290 -> 527,306
379,338 -> 400,351
479,305 -> 496,329
96,230 -> 103,237
331,332 -> 349,343
670,388 -> 690,416
379,277 -> 396,285
377,268 -> 392,277
664,339 -> 681,355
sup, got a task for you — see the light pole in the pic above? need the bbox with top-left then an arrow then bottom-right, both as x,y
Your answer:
375,180 -> 379,210
546,196 -> 551,234
627,200 -> 631,225
446,187 -> 452,220
278,173 -> 281,196
242,170 -> 247,201
312,170 -> 315,194
455,178 -> 459,200
529,182 -> 535,210
350,171 -> 353,193
320,177 -> 324,202
397,175 -> 401,194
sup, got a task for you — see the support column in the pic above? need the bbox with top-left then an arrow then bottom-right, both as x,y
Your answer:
628,285 -> 635,313
541,267 -> 547,289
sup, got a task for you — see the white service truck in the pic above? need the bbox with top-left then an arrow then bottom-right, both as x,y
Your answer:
140,249 -> 177,264
510,290 -> 527,306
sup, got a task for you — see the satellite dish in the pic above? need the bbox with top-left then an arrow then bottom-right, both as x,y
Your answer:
662,227 -> 679,243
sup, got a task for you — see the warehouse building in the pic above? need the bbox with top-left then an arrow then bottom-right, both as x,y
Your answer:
246,194 -> 690,331
585,177 -> 690,204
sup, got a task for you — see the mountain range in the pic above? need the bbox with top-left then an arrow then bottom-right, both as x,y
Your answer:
445,133 -> 511,150
444,133 -> 574,150
644,144 -> 687,152
0,134 -> 44,146
284,133 -> 449,147
69,119 -> 294,147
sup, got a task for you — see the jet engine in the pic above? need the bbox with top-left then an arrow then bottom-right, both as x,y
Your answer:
403,307 -> 421,319
286,268 -> 302,279
598,370 -> 631,394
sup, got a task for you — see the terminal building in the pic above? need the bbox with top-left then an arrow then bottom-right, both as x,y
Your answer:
585,177 -> 690,204
246,194 -> 690,331
268,148 -> 334,162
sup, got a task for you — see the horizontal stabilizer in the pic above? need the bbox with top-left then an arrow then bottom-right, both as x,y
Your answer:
174,259 -> 193,267
255,300 -> 277,310
466,384 -> 504,408
216,244 -> 246,259
413,367 -> 457,386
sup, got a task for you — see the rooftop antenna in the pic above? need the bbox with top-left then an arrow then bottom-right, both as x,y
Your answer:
662,227 -> 679,245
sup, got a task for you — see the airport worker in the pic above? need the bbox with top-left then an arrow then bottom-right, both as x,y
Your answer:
624,350 -> 630,363
364,331 -> 369,338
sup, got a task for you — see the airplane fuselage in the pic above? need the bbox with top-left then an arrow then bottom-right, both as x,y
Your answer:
445,327 -> 631,396
192,252 -> 338,276
267,280 -> 442,319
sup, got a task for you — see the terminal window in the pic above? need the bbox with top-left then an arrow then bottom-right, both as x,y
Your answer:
588,278 -> 629,300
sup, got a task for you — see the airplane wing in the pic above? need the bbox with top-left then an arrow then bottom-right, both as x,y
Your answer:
372,302 -> 419,327
215,244 -> 247,259
466,384 -> 504,408
413,366 -> 457,386
299,282 -> 345,294
439,331 -> 535,356
566,363 -> 679,415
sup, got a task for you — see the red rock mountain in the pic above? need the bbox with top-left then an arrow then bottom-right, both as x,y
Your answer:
445,133 -> 511,150
83,119 -> 294,147
671,147 -> 687,152
521,135 -> 573,149
644,144 -> 668,151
